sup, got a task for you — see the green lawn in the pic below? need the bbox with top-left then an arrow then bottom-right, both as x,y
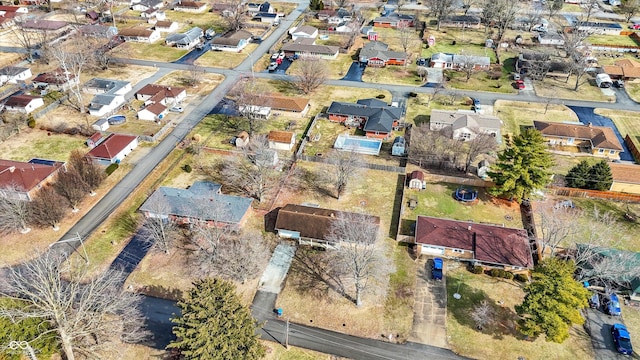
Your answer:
446,267 -> 595,360
195,43 -> 258,69
594,108 -> 640,153
587,34 -> 639,47
111,41 -> 189,62
400,182 -> 522,236
534,74 -> 614,102
494,100 -> 580,136
0,131 -> 86,162
404,94 -> 470,127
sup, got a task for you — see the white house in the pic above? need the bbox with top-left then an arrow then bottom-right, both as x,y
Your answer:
538,33 -> 565,46
268,130 -> 296,151
154,20 -> 178,32
84,78 -> 131,117
119,27 -> 161,43
137,102 -> 168,121
86,133 -> 138,165
131,0 -> 163,12
173,1 -> 207,13
253,12 -> 280,24
0,66 -> 32,84
429,109 -> 501,141
92,118 -> 110,131
289,25 -> 318,40
3,94 -> 44,113
210,29 -> 252,52
165,27 -> 202,49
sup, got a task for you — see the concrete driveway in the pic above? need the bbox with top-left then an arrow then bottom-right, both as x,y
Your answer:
584,307 -> 633,359
409,258 -> 448,348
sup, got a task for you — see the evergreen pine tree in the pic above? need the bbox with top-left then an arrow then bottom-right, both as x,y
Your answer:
487,129 -> 554,202
168,278 -> 265,360
565,160 -> 591,189
587,160 -> 613,191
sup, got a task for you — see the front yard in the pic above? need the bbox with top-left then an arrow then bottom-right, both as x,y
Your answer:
446,266 -> 594,360
494,100 -> 580,136
594,108 -> 640,152
534,75 -> 614,102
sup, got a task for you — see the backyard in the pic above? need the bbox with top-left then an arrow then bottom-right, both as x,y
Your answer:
446,266 -> 595,360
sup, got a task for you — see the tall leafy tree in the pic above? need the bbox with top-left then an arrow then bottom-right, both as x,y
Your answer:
169,278 -> 265,359
587,160 -> 613,191
0,299 -> 58,360
487,129 -> 554,202
516,258 -> 590,343
565,160 -> 591,189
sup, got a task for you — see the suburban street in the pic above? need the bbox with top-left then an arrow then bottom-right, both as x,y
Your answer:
5,0 -> 640,357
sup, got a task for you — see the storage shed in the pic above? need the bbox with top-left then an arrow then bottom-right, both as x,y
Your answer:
408,170 -> 426,190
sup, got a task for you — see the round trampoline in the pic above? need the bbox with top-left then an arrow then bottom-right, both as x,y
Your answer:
455,187 -> 478,202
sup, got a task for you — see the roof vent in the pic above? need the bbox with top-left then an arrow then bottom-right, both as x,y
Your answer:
468,225 -> 472,231
8,166 -> 15,173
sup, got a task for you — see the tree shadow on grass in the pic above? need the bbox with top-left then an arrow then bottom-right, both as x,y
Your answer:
388,174 -> 406,238
293,166 -> 335,199
447,273 -> 520,340
288,248 -> 355,304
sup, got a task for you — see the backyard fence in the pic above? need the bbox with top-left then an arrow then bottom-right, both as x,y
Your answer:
297,154 -> 406,173
549,186 -> 640,203
33,94 -> 69,119
422,173 -> 493,188
625,135 -> 640,163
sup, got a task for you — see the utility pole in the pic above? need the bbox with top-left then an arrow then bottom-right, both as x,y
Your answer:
49,232 -> 89,263
285,318 -> 289,349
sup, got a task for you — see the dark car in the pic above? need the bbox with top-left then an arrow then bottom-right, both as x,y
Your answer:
432,258 -> 443,280
604,293 -> 622,316
471,98 -> 481,111
611,323 -> 633,355
614,79 -> 624,88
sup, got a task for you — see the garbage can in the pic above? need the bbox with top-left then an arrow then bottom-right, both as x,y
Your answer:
276,308 -> 283,317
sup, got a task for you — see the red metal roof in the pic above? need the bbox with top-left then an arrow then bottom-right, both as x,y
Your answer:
0,159 -> 64,192
86,134 -> 137,160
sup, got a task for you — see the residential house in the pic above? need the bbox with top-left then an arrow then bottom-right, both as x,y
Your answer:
414,216 -> 534,271
254,95 -> 310,117
408,170 -> 425,190
373,13 -> 415,28
0,5 -> 28,28
78,24 -> 118,38
3,94 -> 44,114
131,0 -> 163,12
537,33 -> 565,46
165,27 -> 202,49
317,8 -> 352,22
86,133 -> 138,165
575,245 -> 640,302
141,7 -> 164,19
429,110 -> 501,141
154,20 -> 178,32
140,181 -> 253,228
91,118 -> 109,132
327,98 -> 403,139
119,27 -> 161,43
609,163 -> 640,194
430,52 -> 491,70
289,25 -> 318,40
253,12 -> 280,24
135,83 -> 186,106
210,3 -> 241,17
0,66 -> 31,84
533,120 -> 623,159
238,104 -> 271,119
33,68 -> 78,91
211,29 -> 252,52
174,1 -> 207,13
0,159 -> 65,201
138,102 -> 168,121
84,78 -> 131,117
359,41 -> 408,67
440,15 -> 481,29
603,58 -> 640,80
576,21 -> 623,35
20,19 -> 69,34
275,204 -> 380,248
247,1 -> 274,14
268,130 -> 296,151
281,38 -> 339,60
85,10 -> 99,23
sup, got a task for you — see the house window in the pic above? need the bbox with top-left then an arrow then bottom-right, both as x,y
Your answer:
459,133 -> 471,140
609,150 -> 616,155
567,137 -> 574,144
598,148 -> 604,153
452,249 -> 464,254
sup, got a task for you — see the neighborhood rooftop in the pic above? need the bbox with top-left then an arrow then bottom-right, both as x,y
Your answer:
533,120 -> 623,151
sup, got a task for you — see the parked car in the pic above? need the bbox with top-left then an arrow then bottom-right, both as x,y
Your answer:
270,53 -> 279,60
169,106 -> 184,113
611,323 -> 633,355
432,258 -> 443,280
589,293 -> 600,309
631,23 -> 640,30
416,58 -> 427,66
614,79 -> 625,88
277,51 -> 286,60
604,293 -> 622,316
471,98 -> 481,111
515,80 -> 525,90
268,62 -> 278,72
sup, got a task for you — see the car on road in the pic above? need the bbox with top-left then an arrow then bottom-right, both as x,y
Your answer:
169,106 -> 184,113
604,293 -> 622,316
268,62 -> 278,72
614,79 -> 624,88
432,258 -> 443,280
611,323 -> 633,355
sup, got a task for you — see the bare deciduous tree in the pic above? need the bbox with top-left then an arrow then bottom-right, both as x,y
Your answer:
0,190 -> 30,234
12,22 -> 47,63
326,212 -> 384,307
397,22 -> 416,58
54,168 -> 89,211
486,0 -> 518,45
49,34 -> 97,113
292,56 -> 328,94
462,131 -> 498,173
68,150 -> 105,194
331,150 -> 362,200
457,53 -> 478,82
0,253 -> 148,360
142,194 -> 180,254
621,0 -> 640,22
29,186 -> 67,231
232,79 -> 268,136
185,64 -> 205,87
222,0 -> 247,31
536,203 -> 582,256
560,26 -> 591,91
409,124 -> 463,170
212,230 -> 270,283
221,136 -> 279,203
428,0 -> 456,30
471,300 -> 494,330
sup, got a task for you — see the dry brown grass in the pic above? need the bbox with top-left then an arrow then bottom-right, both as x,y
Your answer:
494,100 -> 580,136
534,75 -> 614,102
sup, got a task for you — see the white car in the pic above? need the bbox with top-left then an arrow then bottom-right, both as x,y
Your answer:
169,106 -> 184,113
268,62 -> 278,71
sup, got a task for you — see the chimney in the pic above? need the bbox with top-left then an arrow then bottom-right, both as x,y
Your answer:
8,166 -> 15,173
467,224 -> 472,231
587,122 -> 592,127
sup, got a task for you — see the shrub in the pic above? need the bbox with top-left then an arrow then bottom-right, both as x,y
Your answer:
515,273 -> 529,282
487,71 -> 502,80
470,265 -> 484,274
28,119 -> 36,128
105,163 -> 119,175
503,271 -> 514,280
489,269 -> 501,277
376,94 -> 386,99
183,164 -> 192,173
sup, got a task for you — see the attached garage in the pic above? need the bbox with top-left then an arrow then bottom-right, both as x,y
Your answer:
421,245 -> 445,255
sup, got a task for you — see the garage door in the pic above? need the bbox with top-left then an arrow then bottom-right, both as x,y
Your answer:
421,245 -> 445,255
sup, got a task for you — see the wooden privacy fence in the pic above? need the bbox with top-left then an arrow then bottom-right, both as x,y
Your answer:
549,186 -> 640,203
625,135 -> 640,163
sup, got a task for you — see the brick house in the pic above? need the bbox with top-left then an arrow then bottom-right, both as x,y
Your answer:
0,159 -> 65,201
359,41 -> 408,67
533,120 -> 623,159
327,98 -> 402,139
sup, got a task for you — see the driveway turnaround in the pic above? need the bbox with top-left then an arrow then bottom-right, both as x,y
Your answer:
584,307 -> 630,359
568,106 -> 634,161
341,62 -> 365,81
409,258 -> 448,348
